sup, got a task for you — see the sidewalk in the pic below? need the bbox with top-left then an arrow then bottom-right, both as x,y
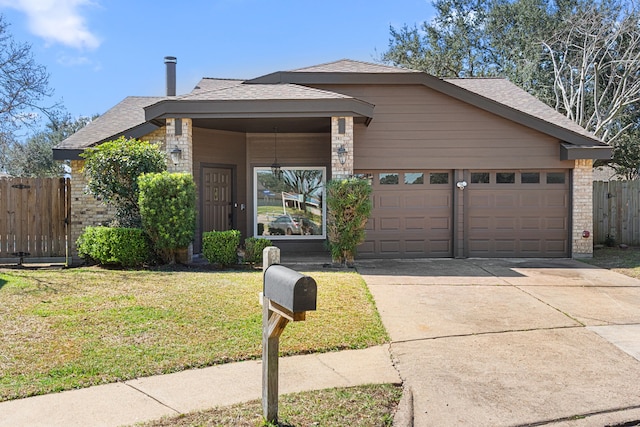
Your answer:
0,345 -> 401,427
0,254 -> 402,427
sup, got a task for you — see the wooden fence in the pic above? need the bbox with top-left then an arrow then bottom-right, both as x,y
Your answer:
0,177 -> 71,263
593,180 -> 640,246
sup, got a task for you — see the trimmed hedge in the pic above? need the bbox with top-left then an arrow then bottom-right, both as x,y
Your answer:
77,226 -> 151,267
244,237 -> 273,264
138,172 -> 196,263
202,230 -> 241,266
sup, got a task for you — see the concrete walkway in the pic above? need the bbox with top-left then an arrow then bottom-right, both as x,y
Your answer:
358,258 -> 640,427
0,346 -> 400,427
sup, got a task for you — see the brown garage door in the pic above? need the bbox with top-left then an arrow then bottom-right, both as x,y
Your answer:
466,170 -> 570,257
357,171 -> 453,258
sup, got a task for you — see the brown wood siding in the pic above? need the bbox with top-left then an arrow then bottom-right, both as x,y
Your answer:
193,128 -> 247,252
313,84 -> 574,171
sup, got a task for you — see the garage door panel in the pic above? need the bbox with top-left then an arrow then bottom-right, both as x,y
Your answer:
430,216 -> 450,230
521,217 -> 541,230
378,195 -> 400,208
406,217 -> 426,230
467,170 -> 569,258
358,170 -> 453,258
380,217 -> 401,230
379,240 -> 401,254
495,195 -> 516,208
405,195 -> 426,208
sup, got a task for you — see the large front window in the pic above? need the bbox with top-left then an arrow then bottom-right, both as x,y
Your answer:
254,167 -> 326,239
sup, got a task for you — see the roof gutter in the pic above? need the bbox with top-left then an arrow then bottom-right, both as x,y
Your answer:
560,143 -> 612,160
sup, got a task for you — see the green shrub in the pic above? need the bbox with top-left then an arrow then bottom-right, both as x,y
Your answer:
326,178 -> 372,266
138,172 -> 196,264
202,230 -> 241,266
244,237 -> 273,264
80,137 -> 167,227
77,226 -> 151,267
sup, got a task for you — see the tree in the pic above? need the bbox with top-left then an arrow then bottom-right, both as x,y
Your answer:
80,137 -> 167,228
0,14 -> 53,133
541,1 -> 640,143
0,14 -> 57,173
5,112 -> 94,177
382,0 -> 495,77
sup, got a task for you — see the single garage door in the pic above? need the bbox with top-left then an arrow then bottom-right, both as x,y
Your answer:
466,170 -> 570,257
357,170 -> 453,258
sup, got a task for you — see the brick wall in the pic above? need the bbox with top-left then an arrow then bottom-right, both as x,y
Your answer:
69,159 -> 116,259
572,159 -> 593,258
331,116 -> 353,179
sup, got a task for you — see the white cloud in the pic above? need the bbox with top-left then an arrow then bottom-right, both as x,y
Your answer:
0,0 -> 100,50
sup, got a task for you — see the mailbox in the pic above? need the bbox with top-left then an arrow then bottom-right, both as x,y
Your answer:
263,264 -> 317,313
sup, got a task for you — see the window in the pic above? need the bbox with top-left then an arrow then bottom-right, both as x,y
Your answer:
521,172 -> 540,184
430,172 -> 449,184
496,172 -> 516,184
254,167 -> 326,239
471,172 -> 490,184
354,173 -> 373,185
379,173 -> 399,185
547,172 -> 566,184
404,173 -> 424,185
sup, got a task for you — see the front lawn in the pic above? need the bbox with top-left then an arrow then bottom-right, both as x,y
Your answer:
0,267 -> 387,401
136,384 -> 401,427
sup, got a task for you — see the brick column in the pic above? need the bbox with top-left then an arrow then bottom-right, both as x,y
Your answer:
166,118 -> 193,175
572,159 -> 593,258
331,117 -> 353,179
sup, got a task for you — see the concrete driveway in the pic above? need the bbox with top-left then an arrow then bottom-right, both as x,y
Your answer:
357,258 -> 640,427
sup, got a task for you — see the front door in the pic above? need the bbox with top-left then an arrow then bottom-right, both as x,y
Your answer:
202,167 -> 233,232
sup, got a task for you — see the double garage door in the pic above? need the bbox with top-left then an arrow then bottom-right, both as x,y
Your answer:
357,170 -> 570,258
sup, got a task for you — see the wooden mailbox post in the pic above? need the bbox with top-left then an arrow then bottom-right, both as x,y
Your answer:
261,247 -> 317,424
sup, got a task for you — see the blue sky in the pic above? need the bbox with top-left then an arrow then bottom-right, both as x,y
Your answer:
0,0 -> 435,121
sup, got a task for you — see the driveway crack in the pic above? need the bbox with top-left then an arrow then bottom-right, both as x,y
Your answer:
123,381 -> 181,414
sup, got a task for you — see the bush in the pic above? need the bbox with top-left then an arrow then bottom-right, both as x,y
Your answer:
326,178 -> 372,266
138,172 -> 196,264
80,137 -> 167,227
202,230 -> 241,266
77,226 -> 151,267
244,237 -> 273,264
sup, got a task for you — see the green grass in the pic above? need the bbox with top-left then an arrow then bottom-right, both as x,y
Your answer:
134,384 -> 401,427
581,246 -> 640,279
0,267 -> 388,401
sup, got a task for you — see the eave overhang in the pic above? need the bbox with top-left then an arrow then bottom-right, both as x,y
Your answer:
560,143 -> 612,161
52,122 -> 160,161
144,98 -> 375,123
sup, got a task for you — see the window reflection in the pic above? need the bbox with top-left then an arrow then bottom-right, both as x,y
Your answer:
255,167 -> 326,238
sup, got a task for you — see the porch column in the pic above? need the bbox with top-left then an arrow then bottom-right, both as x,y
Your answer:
331,116 -> 354,179
572,159 -> 593,258
166,118 -> 193,175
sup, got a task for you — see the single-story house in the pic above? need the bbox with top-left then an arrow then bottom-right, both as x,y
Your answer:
54,58 -> 611,260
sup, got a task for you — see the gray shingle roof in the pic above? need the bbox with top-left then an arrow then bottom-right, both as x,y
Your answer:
178,82 -> 352,101
445,78 -> 599,142
56,96 -> 165,150
291,59 -> 420,73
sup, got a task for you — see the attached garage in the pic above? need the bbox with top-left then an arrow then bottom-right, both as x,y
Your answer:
466,170 -> 570,257
357,170 -> 453,258
358,169 -> 570,259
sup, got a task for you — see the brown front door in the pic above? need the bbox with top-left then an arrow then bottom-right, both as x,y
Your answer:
202,167 -> 233,232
